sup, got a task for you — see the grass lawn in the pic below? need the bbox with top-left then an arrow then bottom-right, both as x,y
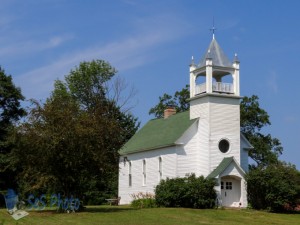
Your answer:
0,205 -> 299,225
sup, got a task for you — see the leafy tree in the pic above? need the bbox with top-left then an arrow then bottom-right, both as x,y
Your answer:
0,67 -> 26,192
246,161 -> 300,212
240,95 -> 283,166
9,60 -> 139,203
149,85 -> 189,118
149,86 -> 282,166
65,60 -> 116,110
0,67 -> 26,153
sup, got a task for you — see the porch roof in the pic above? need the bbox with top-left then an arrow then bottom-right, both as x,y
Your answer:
207,157 -> 234,179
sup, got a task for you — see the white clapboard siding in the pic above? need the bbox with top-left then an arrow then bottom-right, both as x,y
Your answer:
241,178 -> 248,207
189,97 -> 210,176
190,95 -> 241,176
189,96 -> 209,120
197,115 -> 210,176
118,146 -> 176,205
176,121 -> 202,177
208,96 -> 241,172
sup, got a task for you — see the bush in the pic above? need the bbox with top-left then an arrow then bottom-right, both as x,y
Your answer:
246,161 -> 300,212
155,174 -> 216,209
130,192 -> 156,209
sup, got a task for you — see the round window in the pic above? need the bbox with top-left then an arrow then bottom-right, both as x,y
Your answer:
219,139 -> 230,153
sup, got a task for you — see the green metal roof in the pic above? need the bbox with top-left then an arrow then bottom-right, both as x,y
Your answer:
207,157 -> 234,179
119,111 -> 197,155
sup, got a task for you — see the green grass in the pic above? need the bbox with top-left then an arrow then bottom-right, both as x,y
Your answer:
0,206 -> 299,225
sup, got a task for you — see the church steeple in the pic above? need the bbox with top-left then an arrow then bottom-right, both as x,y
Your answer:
188,34 -> 244,183
189,36 -> 240,98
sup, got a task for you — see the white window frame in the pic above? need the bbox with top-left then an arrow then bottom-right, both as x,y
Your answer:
128,161 -> 132,187
226,181 -> 232,190
158,157 -> 162,181
142,160 -> 146,186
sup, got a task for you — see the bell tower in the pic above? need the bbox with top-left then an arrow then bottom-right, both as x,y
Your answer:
189,35 -> 242,172
189,36 -> 240,100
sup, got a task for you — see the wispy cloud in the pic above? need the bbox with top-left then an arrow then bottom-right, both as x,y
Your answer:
121,0 -> 137,6
15,14 -> 190,100
266,71 -> 279,94
218,19 -> 239,31
284,116 -> 298,123
0,2 -> 18,32
0,14 -> 15,28
0,34 -> 74,58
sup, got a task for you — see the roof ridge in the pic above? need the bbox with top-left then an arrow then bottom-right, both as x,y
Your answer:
149,110 -> 190,121
119,110 -> 196,155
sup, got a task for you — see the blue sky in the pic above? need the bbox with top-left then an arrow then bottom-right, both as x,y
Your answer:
1,0 -> 300,169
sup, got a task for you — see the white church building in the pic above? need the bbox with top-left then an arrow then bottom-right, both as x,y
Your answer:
118,35 -> 253,207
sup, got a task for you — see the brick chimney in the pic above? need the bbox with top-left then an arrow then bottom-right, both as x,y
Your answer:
164,106 -> 176,119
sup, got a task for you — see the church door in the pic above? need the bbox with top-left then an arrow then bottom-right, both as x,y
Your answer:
221,178 -> 240,207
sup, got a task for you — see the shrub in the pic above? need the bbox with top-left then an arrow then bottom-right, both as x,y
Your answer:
246,161 -> 300,212
130,192 -> 156,209
155,174 -> 216,209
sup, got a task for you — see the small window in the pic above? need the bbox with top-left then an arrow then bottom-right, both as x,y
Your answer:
142,160 -> 146,185
158,157 -> 162,181
219,139 -> 230,153
221,181 -> 224,189
226,182 -> 232,190
128,162 -> 132,187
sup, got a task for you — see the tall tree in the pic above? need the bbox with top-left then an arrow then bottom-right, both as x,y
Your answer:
149,86 -> 282,166
246,161 -> 300,212
0,67 -> 26,191
0,67 -> 26,153
9,60 -> 139,203
65,60 -> 116,110
240,95 -> 283,166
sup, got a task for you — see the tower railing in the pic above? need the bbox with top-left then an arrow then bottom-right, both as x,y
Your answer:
195,82 -> 234,95
195,83 -> 206,94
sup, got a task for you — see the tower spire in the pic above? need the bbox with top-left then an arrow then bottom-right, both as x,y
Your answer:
209,17 -> 217,39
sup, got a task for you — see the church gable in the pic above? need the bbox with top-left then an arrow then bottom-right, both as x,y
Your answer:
207,157 -> 245,179
119,111 -> 197,155
241,133 -> 254,150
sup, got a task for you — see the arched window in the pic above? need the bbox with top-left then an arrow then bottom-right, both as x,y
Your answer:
142,160 -> 146,186
128,161 -> 132,187
158,157 -> 162,181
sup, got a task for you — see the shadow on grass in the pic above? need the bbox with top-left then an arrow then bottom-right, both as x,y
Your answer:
269,210 -> 300,215
83,205 -> 136,213
29,209 -> 59,215
32,205 -> 136,214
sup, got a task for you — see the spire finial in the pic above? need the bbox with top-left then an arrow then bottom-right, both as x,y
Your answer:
190,55 -> 195,66
233,53 -> 240,63
209,17 -> 216,39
